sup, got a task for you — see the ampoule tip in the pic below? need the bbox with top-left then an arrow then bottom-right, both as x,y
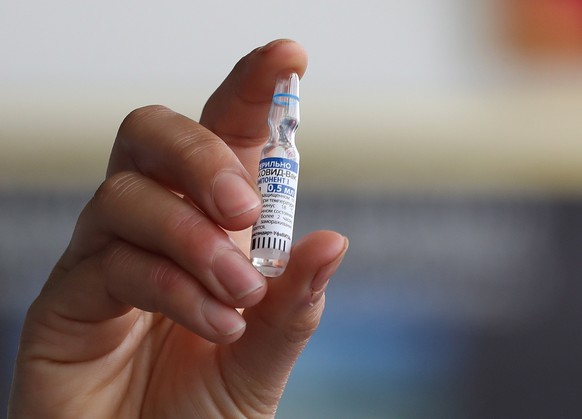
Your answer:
272,73 -> 300,106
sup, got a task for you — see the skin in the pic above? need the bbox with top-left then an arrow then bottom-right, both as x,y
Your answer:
8,39 -> 348,418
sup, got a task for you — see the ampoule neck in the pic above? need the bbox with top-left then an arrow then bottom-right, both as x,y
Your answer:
268,74 -> 299,137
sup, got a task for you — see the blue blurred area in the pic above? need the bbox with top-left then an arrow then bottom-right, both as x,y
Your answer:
2,190 -> 582,418
279,278 -> 472,419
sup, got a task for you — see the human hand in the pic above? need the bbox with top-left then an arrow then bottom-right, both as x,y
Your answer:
8,39 -> 348,418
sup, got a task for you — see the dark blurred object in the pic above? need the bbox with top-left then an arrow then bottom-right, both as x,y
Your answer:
503,0 -> 582,58
3,190 -> 582,418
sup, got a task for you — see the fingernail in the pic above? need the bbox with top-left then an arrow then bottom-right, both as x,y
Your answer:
311,237 -> 349,292
213,249 -> 266,300
203,298 -> 246,336
213,171 -> 261,219
258,39 -> 293,54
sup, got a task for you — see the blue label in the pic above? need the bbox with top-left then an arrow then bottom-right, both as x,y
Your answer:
251,155 -> 299,253
266,183 -> 296,197
258,157 -> 299,174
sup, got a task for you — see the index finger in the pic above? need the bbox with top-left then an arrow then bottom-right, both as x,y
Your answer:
106,106 -> 262,232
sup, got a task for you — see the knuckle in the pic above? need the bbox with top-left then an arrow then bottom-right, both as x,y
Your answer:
162,208 -> 205,239
283,320 -> 319,345
169,126 -> 226,169
161,209 -> 219,257
92,172 -> 146,211
150,260 -> 184,295
100,240 -> 132,278
255,297 -> 326,346
283,299 -> 325,345
118,105 -> 173,138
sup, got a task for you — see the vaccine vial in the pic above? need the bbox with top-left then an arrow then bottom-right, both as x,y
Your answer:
250,73 -> 300,277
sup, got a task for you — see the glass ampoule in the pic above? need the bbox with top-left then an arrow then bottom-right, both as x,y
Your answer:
250,73 -> 300,277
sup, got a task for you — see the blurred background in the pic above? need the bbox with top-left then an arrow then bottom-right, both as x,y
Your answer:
2,0 -> 582,417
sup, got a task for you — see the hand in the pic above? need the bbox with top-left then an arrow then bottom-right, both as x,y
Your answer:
8,39 -> 348,418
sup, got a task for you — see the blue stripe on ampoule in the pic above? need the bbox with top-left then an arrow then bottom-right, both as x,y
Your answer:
273,93 -> 300,106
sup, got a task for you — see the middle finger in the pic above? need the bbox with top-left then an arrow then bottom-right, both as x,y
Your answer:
68,171 -> 267,308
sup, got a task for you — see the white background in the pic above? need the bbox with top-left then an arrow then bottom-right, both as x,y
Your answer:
2,1 -> 582,192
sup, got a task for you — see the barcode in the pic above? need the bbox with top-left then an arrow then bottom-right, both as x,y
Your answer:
251,236 -> 287,252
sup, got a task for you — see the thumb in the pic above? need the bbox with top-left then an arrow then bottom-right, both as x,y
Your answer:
221,230 -> 348,412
